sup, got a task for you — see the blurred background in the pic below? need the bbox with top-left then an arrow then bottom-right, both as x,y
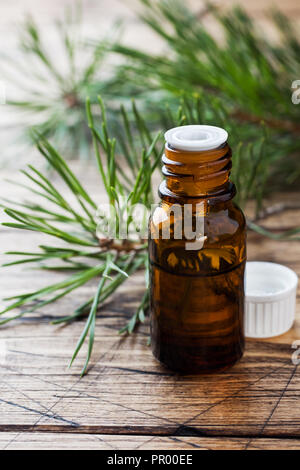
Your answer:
1,0 -> 299,164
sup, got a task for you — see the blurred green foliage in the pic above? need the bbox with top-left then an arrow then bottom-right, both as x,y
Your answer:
1,5 -> 137,159
113,0 -> 300,199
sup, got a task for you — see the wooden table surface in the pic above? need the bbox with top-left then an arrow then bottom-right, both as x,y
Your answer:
0,168 -> 299,451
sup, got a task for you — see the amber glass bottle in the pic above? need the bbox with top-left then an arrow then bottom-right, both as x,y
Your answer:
149,125 -> 246,373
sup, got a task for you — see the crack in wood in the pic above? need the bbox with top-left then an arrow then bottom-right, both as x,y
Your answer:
179,361 -> 294,428
244,364 -> 299,449
0,399 -> 79,427
0,424 -> 300,440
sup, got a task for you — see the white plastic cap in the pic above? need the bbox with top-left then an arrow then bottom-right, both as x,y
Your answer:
164,125 -> 228,151
245,261 -> 298,338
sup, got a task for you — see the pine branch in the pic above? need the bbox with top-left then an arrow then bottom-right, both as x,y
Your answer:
112,0 -> 300,197
1,5 -> 131,159
2,94 -> 300,374
1,97 -> 163,374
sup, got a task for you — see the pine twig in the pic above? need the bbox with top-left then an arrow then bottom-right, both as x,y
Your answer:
1,97 -> 164,374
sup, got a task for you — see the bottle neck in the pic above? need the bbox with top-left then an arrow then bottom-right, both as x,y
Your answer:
159,142 -> 235,203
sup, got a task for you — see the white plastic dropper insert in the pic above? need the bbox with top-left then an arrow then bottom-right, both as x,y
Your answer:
164,125 -> 228,151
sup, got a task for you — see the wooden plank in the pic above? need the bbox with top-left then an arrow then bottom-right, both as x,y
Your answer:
0,172 -> 300,449
1,432 -> 300,450
0,284 -> 299,441
2,432 -> 300,450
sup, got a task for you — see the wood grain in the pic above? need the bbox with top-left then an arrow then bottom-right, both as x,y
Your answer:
1,432 -> 300,450
0,170 -> 300,450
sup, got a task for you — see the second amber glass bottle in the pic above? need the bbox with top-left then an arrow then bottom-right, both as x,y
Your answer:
149,125 -> 246,373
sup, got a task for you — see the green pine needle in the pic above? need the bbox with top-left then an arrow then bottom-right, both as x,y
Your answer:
112,0 -> 300,201
1,97 -> 163,373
